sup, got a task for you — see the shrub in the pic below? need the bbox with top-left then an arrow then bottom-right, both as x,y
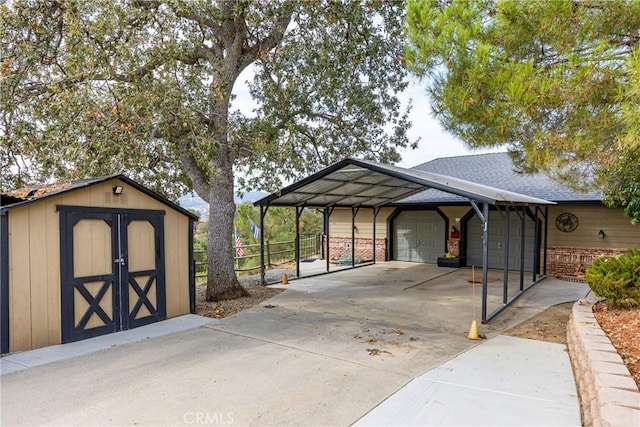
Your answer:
585,249 -> 640,308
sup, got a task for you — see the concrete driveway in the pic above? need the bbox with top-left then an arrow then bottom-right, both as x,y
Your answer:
1,262 -> 588,426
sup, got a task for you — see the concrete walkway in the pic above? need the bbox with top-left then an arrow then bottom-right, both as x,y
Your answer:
1,262 -> 589,426
355,335 -> 579,426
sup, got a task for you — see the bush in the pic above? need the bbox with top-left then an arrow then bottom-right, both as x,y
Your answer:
585,249 -> 640,308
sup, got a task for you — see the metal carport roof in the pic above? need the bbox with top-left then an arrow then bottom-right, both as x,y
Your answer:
254,158 -> 554,208
253,157 -> 555,324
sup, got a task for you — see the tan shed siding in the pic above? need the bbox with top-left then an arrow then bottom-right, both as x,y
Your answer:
548,205 -> 640,249
7,178 -> 192,352
28,203 -> 51,349
164,211 -> 191,317
8,206 -> 32,352
328,207 -> 393,238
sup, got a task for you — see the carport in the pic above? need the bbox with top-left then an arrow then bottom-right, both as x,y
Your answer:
255,158 -> 554,322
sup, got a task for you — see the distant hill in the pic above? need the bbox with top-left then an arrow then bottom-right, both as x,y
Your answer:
179,191 -> 268,218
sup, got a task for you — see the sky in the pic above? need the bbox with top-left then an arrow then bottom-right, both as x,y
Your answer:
394,79 -> 504,168
231,69 -> 505,171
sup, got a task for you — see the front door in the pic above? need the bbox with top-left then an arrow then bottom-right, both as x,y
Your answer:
59,207 -> 165,343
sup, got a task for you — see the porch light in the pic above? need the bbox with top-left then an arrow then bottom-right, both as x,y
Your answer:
598,230 -> 605,239
112,185 -> 124,195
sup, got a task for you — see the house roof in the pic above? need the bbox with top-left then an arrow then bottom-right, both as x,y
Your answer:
0,175 -> 198,219
255,157 -> 554,208
401,152 -> 602,204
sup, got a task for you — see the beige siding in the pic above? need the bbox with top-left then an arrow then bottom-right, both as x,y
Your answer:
438,206 -> 472,230
8,208 -> 32,352
328,207 -> 394,238
548,205 -> 640,249
7,178 -> 192,352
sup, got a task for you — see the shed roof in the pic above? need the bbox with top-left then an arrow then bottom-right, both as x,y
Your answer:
0,175 -> 198,220
255,158 -> 554,208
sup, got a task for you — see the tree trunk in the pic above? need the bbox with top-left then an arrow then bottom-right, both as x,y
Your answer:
205,143 -> 249,301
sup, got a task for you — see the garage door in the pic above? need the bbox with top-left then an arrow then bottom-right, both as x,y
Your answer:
393,210 -> 445,263
466,210 -> 536,271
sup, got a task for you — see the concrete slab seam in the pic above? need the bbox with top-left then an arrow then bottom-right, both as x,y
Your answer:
418,377 -> 581,406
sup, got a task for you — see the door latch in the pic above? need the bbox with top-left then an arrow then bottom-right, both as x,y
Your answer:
115,257 -> 126,266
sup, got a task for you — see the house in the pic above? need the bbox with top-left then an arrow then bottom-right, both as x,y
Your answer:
0,175 -> 198,354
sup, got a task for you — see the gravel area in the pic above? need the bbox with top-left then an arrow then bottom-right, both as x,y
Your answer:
195,268 -> 295,319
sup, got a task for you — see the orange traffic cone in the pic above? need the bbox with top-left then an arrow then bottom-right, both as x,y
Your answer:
282,274 -> 289,285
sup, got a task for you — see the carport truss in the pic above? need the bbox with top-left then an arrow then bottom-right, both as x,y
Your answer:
254,158 -> 555,323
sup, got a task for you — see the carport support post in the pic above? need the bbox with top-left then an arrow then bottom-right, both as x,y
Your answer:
533,206 -> 540,282
372,207 -> 380,264
470,200 -> 490,323
295,207 -> 303,278
502,206 -> 510,304
543,206 -> 549,276
351,207 -> 360,267
481,202 -> 489,322
519,208 -> 526,291
259,205 -> 268,285
325,207 -> 334,273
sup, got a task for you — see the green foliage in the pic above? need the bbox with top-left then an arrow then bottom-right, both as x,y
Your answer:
406,0 -> 640,223
585,250 -> 640,308
1,0 -> 413,195
2,0 -> 413,296
602,147 -> 640,224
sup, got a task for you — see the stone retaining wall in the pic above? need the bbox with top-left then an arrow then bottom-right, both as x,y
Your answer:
567,296 -> 640,426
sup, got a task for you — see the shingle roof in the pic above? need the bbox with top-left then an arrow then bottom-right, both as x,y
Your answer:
399,152 -> 602,204
0,175 -> 198,219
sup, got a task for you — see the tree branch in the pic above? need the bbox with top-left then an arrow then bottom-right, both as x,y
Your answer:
178,145 -> 211,202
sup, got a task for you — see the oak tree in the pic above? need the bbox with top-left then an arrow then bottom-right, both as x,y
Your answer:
1,0 -> 413,299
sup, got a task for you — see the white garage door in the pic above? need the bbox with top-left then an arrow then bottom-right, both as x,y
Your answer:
466,210 -> 536,271
393,210 -> 445,263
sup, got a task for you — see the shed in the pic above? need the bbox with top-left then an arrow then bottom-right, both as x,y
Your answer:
0,175 -> 198,354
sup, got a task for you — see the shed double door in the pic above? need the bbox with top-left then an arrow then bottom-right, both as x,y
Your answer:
59,207 -> 166,343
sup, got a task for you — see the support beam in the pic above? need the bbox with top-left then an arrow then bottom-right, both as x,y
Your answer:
519,208 -> 526,291
533,207 -> 540,282
351,207 -> 360,267
481,202 -> 489,323
325,207 -> 334,273
259,205 -> 268,285
502,206 -> 510,304
372,207 -> 380,264
543,206 -> 549,276
295,207 -> 303,279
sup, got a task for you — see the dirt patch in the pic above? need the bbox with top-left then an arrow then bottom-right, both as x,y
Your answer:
593,302 -> 640,389
195,283 -> 284,319
504,300 -> 640,390
503,302 -> 573,344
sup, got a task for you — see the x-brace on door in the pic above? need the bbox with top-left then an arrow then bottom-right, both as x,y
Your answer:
59,206 -> 165,343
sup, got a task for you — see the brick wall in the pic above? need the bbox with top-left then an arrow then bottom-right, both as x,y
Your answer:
326,236 -> 386,262
547,246 -> 629,282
